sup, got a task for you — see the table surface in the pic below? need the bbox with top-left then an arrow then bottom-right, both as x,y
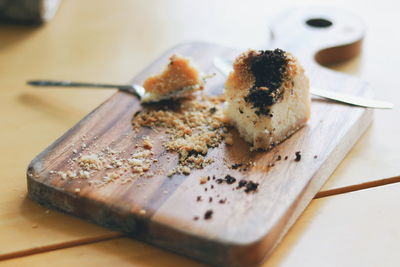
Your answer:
0,0 -> 399,266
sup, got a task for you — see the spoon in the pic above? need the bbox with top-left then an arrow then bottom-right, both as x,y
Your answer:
27,80 -> 197,103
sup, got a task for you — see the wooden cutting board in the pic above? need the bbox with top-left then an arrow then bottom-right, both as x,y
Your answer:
27,7 -> 372,267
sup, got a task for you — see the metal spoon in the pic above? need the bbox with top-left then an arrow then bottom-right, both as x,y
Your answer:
27,80 -> 197,103
213,57 -> 394,109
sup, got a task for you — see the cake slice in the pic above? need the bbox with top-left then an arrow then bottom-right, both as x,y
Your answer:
224,49 -> 311,150
142,54 -> 204,102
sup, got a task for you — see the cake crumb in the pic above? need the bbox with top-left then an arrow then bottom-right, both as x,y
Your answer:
139,209 -> 147,215
295,151 -> 301,161
143,138 -> 153,149
199,176 -> 208,184
182,166 -> 191,175
204,210 -> 213,220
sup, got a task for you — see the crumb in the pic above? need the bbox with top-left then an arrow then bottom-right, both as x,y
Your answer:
225,175 -> 236,184
209,197 -> 213,202
182,166 -> 191,175
231,163 -> 243,169
219,199 -> 226,204
200,176 -> 208,184
277,155 -> 281,161
32,224 -> 38,229
204,210 -> 213,220
196,196 -> 202,201
224,132 -> 234,145
245,181 -> 259,193
284,156 -> 288,160
74,188 -> 81,193
314,155 -> 318,159
193,216 -> 199,221
139,209 -> 146,215
295,151 -> 301,161
143,138 -> 153,149
237,180 -> 247,189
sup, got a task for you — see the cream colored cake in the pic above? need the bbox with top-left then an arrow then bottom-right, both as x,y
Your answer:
142,54 -> 204,102
224,49 -> 311,150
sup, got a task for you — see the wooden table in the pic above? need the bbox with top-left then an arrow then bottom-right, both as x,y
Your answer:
1,0 -> 399,266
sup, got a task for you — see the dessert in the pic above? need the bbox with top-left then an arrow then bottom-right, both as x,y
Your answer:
142,54 -> 204,102
224,49 -> 311,150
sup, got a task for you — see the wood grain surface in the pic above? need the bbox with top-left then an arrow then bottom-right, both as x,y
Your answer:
7,181 -> 400,267
26,7 -> 373,266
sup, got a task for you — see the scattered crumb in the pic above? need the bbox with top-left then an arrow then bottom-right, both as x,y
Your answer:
224,132 -> 234,145
74,188 -> 81,193
182,166 -> 191,175
193,216 -> 199,221
295,151 -> 301,161
204,210 -> 213,220
284,156 -> 288,160
143,138 -> 153,149
32,224 -> 38,229
314,155 -> 318,159
199,176 -> 208,184
245,181 -> 259,193
139,209 -> 147,215
216,175 -> 237,184
231,163 -> 243,169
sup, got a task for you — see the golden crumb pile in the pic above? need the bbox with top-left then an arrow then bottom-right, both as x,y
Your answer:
132,95 -> 229,176
50,142 -> 157,187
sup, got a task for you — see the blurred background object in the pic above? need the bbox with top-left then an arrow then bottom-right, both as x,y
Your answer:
0,0 -> 61,24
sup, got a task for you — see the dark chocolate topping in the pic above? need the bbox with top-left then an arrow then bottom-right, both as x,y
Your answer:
244,49 -> 288,115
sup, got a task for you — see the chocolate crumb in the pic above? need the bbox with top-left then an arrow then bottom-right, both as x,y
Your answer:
314,155 -> 318,159
231,163 -> 243,169
237,180 -> 247,189
196,196 -> 202,202
295,151 -> 301,161
204,210 -> 213,220
205,188 -> 208,192
212,175 -> 216,180
209,197 -> 213,203
245,181 -> 259,193
211,185 -> 214,189
207,176 -> 210,181
194,216 -> 199,221
277,155 -> 281,161
216,178 -> 224,184
219,199 -> 227,204
209,107 -> 217,114
225,175 -> 236,184
284,156 -> 288,160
